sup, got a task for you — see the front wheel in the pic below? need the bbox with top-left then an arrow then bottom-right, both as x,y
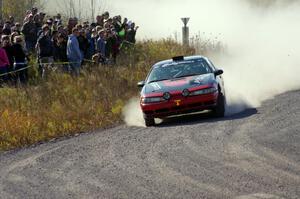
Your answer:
212,93 -> 225,117
144,117 -> 155,127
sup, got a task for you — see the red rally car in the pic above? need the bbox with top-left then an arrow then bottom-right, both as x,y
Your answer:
138,55 -> 226,127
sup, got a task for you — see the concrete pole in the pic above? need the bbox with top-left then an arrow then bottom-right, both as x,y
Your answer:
181,17 -> 190,46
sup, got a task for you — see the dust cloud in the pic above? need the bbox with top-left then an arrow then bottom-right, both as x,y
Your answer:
214,0 -> 300,114
120,0 -> 300,125
122,98 -> 145,127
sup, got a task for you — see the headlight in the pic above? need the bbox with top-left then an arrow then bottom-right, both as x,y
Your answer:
182,89 -> 190,97
190,87 -> 217,96
142,92 -> 172,104
142,97 -> 165,104
163,92 -> 171,100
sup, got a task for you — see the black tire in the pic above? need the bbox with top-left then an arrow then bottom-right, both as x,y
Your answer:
212,93 -> 225,118
144,117 -> 155,127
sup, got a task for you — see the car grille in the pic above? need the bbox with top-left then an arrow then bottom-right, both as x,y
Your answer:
151,100 -> 216,115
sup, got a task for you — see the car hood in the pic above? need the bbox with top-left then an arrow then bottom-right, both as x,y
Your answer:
144,73 -> 216,94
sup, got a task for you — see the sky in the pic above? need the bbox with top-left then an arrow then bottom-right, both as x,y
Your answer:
46,0 -> 234,40
46,0 -> 300,41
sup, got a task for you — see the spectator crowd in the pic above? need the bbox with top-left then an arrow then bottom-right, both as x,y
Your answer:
0,7 -> 139,83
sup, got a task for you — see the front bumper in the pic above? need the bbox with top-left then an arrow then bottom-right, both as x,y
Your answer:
140,92 -> 218,118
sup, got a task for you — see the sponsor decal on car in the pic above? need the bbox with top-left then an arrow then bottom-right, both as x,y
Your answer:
174,100 -> 182,106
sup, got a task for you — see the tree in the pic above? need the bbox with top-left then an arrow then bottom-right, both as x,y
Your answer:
1,0 -> 43,22
91,0 -> 95,22
54,0 -> 105,22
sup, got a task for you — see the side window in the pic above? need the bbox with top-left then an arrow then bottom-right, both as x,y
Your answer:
201,60 -> 213,73
199,62 -> 211,73
207,59 -> 216,71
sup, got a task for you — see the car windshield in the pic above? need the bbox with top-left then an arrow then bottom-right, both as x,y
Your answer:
147,59 -> 212,83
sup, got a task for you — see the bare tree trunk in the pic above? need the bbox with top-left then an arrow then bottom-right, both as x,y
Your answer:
69,0 -> 72,17
28,0 -> 34,8
91,0 -> 95,22
70,0 -> 75,17
72,0 -> 76,18
0,0 -> 2,21
55,0 -> 106,20
78,0 -> 81,21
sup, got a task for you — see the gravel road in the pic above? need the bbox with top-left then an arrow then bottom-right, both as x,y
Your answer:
0,91 -> 299,199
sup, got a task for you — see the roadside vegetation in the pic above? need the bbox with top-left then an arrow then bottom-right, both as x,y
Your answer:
0,39 -> 195,151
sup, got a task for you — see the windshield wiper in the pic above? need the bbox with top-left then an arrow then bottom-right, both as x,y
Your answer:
148,79 -> 170,84
173,74 -> 202,79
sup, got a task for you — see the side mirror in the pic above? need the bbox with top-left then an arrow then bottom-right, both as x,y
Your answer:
214,69 -> 223,76
137,81 -> 145,88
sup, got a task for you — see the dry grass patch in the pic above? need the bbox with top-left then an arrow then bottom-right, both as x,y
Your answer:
0,39 -> 194,151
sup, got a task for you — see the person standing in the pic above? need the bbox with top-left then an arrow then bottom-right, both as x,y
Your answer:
54,33 -> 69,72
2,35 -> 14,69
77,29 -> 89,60
105,30 -> 113,61
67,28 -> 82,76
13,22 -> 22,35
9,16 -> 15,26
85,29 -> 95,60
126,23 -> 139,44
36,24 -> 54,78
97,30 -> 107,63
0,40 -> 10,84
2,22 -> 12,35
1,35 -> 14,83
21,14 -> 37,52
12,36 -> 29,84
96,15 -> 104,27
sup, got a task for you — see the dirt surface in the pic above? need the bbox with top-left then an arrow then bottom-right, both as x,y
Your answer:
0,91 -> 299,199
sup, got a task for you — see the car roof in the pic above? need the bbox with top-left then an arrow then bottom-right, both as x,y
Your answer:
153,55 -> 208,67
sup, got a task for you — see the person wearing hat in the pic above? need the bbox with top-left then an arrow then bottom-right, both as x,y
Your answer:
55,13 -> 62,25
39,12 -> 46,24
31,7 -> 38,16
46,19 -> 54,35
102,12 -> 110,20
36,24 -> 54,78
21,14 -> 37,52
